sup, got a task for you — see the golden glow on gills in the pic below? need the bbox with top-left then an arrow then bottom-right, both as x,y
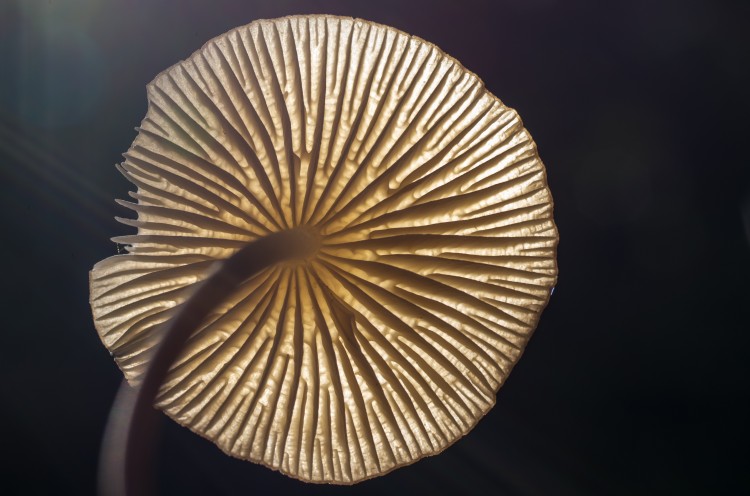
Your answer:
90,15 -> 558,484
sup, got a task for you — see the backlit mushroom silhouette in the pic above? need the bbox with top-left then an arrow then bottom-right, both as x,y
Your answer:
91,14 -> 558,493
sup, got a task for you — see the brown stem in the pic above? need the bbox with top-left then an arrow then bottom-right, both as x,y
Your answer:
98,228 -> 318,496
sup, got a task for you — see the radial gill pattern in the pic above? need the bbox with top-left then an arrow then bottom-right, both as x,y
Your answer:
90,15 -> 558,483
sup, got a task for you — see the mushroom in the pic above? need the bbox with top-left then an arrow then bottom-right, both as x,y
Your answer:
91,14 -> 558,491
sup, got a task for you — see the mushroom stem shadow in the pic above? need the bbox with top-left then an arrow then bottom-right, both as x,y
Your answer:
98,228 -> 318,496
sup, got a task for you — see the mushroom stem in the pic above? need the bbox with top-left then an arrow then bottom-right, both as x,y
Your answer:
99,228 -> 318,496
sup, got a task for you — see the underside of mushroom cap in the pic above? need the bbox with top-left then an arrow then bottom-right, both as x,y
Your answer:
90,15 -> 558,484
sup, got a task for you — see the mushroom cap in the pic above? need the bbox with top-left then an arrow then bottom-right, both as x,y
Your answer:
91,15 -> 558,484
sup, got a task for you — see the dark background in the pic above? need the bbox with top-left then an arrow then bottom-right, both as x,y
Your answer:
1,0 -> 748,494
